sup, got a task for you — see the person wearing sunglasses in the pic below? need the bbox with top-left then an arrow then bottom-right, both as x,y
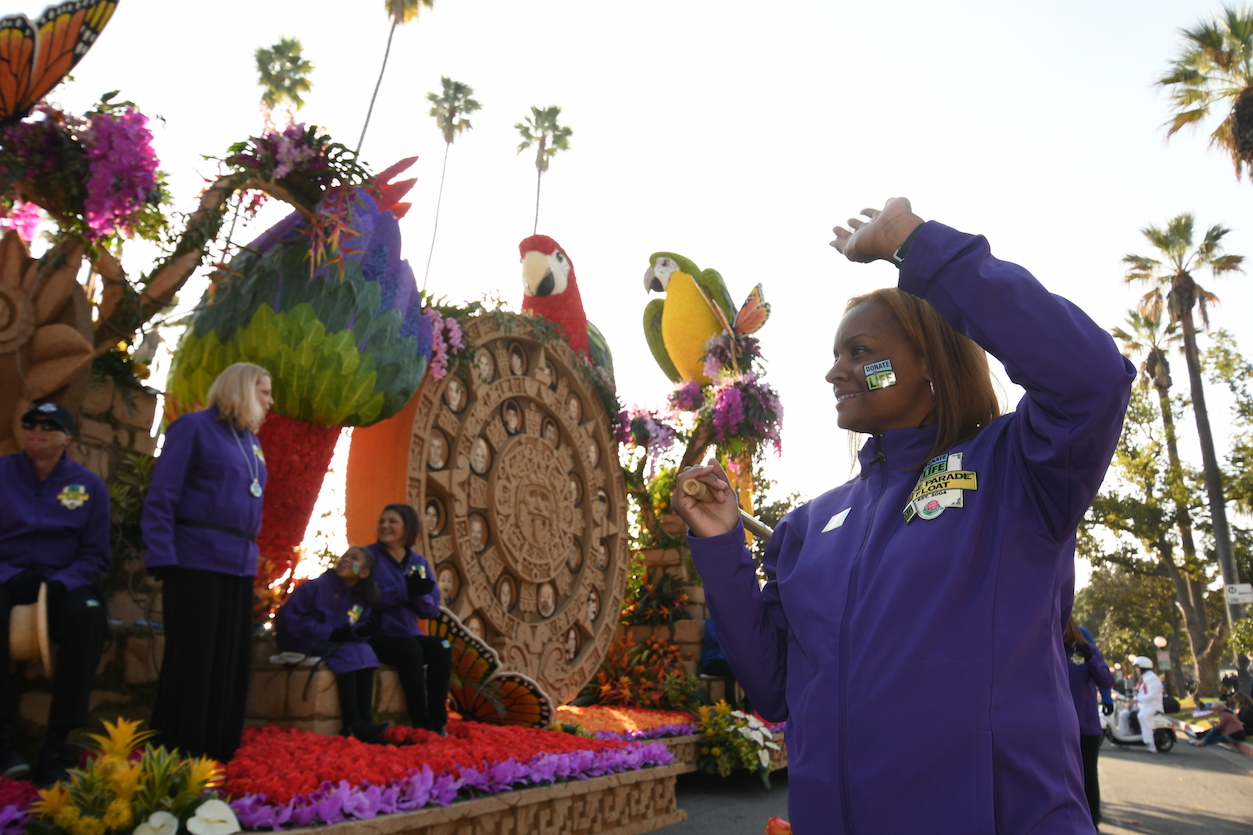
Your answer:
0,403 -> 109,785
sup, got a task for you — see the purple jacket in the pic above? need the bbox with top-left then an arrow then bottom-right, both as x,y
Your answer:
366,542 -> 439,638
142,406 -> 266,576
1068,640 -> 1114,735
275,571 -> 378,674
690,222 -> 1134,835
0,453 -> 110,591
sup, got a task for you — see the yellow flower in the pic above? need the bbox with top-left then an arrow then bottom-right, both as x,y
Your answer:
86,718 -> 155,760
31,784 -> 71,819
95,754 -> 127,780
109,760 -> 142,802
186,756 -> 223,794
70,814 -> 105,835
53,805 -> 81,829
711,747 -> 722,757
103,799 -> 134,831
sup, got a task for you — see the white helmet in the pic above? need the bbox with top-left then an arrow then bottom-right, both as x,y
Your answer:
1133,656 -> 1153,670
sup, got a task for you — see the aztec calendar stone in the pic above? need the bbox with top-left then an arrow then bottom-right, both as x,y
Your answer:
406,314 -> 629,704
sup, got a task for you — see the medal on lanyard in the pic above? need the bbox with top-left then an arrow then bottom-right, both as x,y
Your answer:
230,425 -> 263,498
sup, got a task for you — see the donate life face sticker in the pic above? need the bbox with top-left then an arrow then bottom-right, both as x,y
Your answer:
902,452 -> 978,523
864,359 -> 897,391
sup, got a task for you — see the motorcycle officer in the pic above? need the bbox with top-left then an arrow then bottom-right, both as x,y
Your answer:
1118,656 -> 1164,752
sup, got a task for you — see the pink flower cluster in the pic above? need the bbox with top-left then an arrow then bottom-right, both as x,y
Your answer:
228,124 -> 333,190
625,408 -> 678,476
0,200 -> 41,241
424,306 -> 464,380
82,108 -> 160,238
706,372 -> 783,455
667,380 -> 704,412
703,333 -> 762,379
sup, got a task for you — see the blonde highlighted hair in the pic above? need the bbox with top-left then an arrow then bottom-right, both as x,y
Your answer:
846,288 -> 1000,465
206,363 -> 271,432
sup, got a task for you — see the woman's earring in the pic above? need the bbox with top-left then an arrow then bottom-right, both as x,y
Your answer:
928,379 -> 935,397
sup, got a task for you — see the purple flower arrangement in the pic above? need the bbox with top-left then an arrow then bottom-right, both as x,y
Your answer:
668,380 -> 705,412
0,100 -> 164,242
424,306 -> 465,380
704,372 -> 784,457
590,722 -> 699,741
625,408 -> 678,476
228,742 -> 673,830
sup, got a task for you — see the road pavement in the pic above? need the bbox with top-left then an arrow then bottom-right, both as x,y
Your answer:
661,738 -> 1252,834
1097,738 -> 1252,834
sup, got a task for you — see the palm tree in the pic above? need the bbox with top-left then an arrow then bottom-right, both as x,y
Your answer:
422,77 -> 480,290
1159,5 -> 1253,179
1112,311 -> 1227,692
515,105 -> 572,234
255,38 -> 314,129
357,0 -> 435,154
1124,214 -> 1246,626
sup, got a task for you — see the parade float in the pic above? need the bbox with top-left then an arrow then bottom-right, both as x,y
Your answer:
0,3 -> 791,833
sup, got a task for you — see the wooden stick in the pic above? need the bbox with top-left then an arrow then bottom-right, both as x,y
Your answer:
680,478 -> 774,542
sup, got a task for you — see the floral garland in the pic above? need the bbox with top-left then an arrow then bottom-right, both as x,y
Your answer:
0,95 -> 167,244
224,723 -> 672,829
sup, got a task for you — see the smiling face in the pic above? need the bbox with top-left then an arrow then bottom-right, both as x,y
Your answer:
377,509 -> 407,551
21,419 -> 71,463
826,300 -> 934,435
335,548 -> 372,584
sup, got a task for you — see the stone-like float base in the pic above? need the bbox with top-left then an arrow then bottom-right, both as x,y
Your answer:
276,764 -> 686,835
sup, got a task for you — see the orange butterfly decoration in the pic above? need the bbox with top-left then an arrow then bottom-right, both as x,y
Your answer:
700,281 -> 770,372
420,607 -> 555,729
0,0 -> 118,125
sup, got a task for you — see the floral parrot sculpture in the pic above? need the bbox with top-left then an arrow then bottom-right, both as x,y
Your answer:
642,252 -> 740,386
166,158 -> 435,615
518,234 -> 613,379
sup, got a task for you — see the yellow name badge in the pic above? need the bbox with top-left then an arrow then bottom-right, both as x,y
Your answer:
252,444 -> 265,464
347,604 -> 363,625
903,453 -> 977,523
57,484 -> 90,509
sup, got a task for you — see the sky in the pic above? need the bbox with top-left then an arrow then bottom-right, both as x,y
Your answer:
43,0 -> 1253,584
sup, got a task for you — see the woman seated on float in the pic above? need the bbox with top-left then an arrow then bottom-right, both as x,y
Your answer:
275,546 -> 387,742
366,504 -> 452,735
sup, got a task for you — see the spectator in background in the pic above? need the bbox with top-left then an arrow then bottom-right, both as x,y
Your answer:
700,618 -> 739,709
142,362 -> 273,761
1065,617 -> 1114,828
0,404 -> 109,785
1188,693 -> 1252,747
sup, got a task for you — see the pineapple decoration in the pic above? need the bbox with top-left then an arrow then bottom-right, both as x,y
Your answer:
166,159 -> 434,617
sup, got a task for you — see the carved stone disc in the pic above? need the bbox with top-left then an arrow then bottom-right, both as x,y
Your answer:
406,314 -> 628,704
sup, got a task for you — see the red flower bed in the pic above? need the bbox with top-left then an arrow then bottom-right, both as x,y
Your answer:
225,720 -> 629,805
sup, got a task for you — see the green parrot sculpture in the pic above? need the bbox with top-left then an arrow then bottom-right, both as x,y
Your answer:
642,252 -> 737,386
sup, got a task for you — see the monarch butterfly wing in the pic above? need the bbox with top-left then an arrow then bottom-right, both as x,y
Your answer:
461,672 -> 555,729
22,0 -> 117,119
0,13 -> 36,123
419,607 -> 500,716
732,283 -> 771,336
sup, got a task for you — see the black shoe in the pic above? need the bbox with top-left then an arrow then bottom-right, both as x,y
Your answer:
350,722 -> 389,744
0,748 -> 29,780
34,746 -> 70,788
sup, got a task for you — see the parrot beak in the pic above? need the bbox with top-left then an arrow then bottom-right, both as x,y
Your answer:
644,265 -> 665,293
523,250 -> 555,297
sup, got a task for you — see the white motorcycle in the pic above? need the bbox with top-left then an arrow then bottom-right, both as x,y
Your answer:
1100,692 -> 1177,752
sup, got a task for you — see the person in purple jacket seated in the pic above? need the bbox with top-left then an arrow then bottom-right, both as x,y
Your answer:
275,547 -> 387,742
0,403 -> 109,785
366,504 -> 452,735
674,198 -> 1135,835
142,362 -> 273,761
1065,617 -> 1114,828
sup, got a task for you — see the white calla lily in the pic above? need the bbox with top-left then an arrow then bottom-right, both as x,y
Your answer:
187,799 -> 240,835
135,811 -> 179,835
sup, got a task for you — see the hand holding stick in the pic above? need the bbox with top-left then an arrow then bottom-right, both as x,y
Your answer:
681,478 -> 774,542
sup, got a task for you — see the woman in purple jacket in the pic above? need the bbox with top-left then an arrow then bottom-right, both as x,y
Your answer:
1065,617 -> 1114,827
142,363 -> 273,761
676,198 -> 1134,834
275,547 -> 387,742
366,504 -> 452,735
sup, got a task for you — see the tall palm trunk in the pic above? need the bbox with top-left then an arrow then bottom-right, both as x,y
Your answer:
1173,272 -> 1244,628
1147,355 -> 1225,695
422,142 -> 451,291
357,19 -> 399,154
533,168 -> 542,235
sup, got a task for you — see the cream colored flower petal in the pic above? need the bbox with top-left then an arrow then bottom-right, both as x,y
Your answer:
138,810 -> 178,835
187,799 -> 240,835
